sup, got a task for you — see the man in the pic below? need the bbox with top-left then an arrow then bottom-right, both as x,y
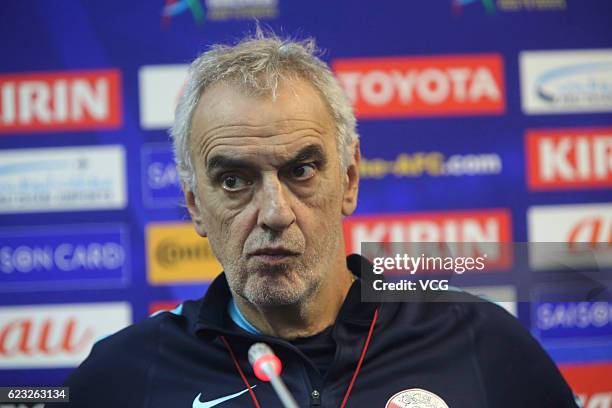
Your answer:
55,32 -> 579,408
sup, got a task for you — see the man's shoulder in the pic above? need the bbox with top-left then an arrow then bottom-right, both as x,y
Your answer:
434,291 -> 578,407
441,290 -> 531,342
94,299 -> 200,356
385,288 -> 518,330
444,289 -> 520,328
57,299 -> 202,407
381,288 -> 539,353
431,290 -> 531,344
384,291 -> 578,406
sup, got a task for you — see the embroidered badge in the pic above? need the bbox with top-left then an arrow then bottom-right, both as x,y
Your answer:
385,388 -> 449,408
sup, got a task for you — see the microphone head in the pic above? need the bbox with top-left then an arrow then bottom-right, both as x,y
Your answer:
248,342 -> 282,382
248,342 -> 273,366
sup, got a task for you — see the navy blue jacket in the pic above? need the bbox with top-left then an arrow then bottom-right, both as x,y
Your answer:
54,255 -> 578,407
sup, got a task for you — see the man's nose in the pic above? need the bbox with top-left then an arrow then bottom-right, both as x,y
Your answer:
256,174 -> 296,232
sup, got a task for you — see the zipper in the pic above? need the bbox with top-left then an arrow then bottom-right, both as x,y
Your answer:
310,389 -> 321,406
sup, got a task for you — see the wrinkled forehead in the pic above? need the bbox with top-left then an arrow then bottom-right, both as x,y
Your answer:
188,78 -> 337,166
191,77 -> 333,130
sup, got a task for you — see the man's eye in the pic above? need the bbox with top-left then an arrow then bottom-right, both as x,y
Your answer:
291,164 -> 316,180
220,174 -> 250,192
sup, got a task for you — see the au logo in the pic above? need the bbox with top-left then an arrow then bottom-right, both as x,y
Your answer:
386,388 -> 449,408
146,221 -> 222,284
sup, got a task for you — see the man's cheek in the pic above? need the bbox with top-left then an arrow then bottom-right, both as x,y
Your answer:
222,211 -> 256,250
300,184 -> 339,211
202,196 -> 243,225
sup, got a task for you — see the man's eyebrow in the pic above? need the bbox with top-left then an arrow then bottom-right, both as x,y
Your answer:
286,144 -> 328,168
206,144 -> 328,173
206,155 -> 254,173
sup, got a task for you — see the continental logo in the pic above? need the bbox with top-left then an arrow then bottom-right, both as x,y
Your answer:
360,152 -> 502,179
333,54 -> 505,118
146,222 -> 222,284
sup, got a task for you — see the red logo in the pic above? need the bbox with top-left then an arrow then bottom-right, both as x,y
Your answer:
149,301 -> 181,315
0,317 -> 93,357
0,69 -> 122,133
567,215 -> 611,252
343,209 -> 512,269
0,303 -> 130,368
526,128 -> 612,190
332,54 -> 505,118
527,204 -> 612,270
560,363 -> 612,408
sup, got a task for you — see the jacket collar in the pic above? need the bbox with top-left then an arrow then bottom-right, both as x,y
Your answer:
194,254 -> 380,339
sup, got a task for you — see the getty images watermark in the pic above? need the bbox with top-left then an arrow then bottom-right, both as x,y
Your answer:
371,252 -> 488,292
359,242 -> 611,303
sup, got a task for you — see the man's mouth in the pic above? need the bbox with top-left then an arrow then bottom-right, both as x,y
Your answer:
249,248 -> 300,264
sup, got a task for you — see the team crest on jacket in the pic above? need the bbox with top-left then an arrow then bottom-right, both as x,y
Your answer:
385,388 -> 449,408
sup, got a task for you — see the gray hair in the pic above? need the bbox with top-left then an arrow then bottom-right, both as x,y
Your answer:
170,30 -> 359,192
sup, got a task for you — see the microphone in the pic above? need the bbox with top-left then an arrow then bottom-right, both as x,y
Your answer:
248,342 -> 300,408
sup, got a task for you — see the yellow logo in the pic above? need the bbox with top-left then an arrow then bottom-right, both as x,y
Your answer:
146,222 -> 223,284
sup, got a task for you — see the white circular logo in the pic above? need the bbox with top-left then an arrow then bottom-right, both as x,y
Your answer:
385,388 -> 449,408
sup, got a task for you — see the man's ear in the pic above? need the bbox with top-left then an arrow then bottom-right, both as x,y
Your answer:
183,183 -> 207,237
341,140 -> 360,217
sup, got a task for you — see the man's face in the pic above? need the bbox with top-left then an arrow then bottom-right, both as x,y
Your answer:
185,78 -> 359,307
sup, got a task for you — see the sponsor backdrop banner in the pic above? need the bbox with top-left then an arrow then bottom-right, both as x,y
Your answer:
0,224 -> 130,291
0,303 -> 131,369
0,0 -> 610,386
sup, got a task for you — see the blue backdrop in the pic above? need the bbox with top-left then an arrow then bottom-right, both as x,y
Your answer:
0,0 -> 611,394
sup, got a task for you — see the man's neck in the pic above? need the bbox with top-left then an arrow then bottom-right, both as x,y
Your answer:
232,263 -> 355,340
